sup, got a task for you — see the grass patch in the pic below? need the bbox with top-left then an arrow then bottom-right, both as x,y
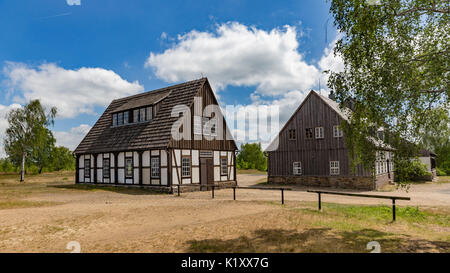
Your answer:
299,203 -> 450,226
435,176 -> 450,184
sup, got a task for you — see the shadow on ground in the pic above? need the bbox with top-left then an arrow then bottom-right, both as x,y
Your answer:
185,228 -> 450,253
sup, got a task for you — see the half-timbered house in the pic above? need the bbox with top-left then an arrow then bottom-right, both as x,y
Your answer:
74,78 -> 237,192
266,90 -> 394,190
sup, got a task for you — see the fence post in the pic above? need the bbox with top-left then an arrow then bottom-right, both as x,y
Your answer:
392,198 -> 396,221
318,192 -> 322,211
177,184 -> 180,197
281,189 -> 284,205
212,185 -> 215,199
233,187 -> 236,200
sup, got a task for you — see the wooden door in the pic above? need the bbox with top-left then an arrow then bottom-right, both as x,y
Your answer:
200,158 -> 214,190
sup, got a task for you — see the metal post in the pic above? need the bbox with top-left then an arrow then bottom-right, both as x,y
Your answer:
318,192 -> 322,211
233,187 -> 236,200
212,185 -> 215,199
392,198 -> 396,221
177,184 -> 180,197
281,189 -> 284,205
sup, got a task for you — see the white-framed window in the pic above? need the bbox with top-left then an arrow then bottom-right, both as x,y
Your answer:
220,157 -> 227,175
181,157 -> 191,177
315,127 -> 324,139
330,161 -> 340,175
151,157 -> 160,178
333,125 -> 343,138
293,162 -> 302,175
194,116 -> 202,135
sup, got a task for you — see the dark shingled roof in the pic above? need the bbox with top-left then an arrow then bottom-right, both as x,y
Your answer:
74,78 -> 207,154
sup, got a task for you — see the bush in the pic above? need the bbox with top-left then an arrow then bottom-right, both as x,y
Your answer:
395,159 -> 431,182
436,168 -> 446,176
236,143 -> 267,171
438,161 -> 450,175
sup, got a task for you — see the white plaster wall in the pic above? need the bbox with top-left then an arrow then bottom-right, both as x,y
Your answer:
182,149 -> 190,155
152,150 -> 159,156
182,178 -> 191,184
79,155 -> 84,168
161,168 -> 167,185
172,149 -> 181,166
118,152 -> 124,167
118,169 -> 124,183
221,151 -> 227,156
110,153 -> 115,167
126,151 -> 133,157
143,151 -> 150,167
97,169 -> 102,182
161,150 -> 167,166
133,169 -> 139,184
192,167 -> 200,183
172,167 -> 179,184
214,151 -> 219,165
151,179 -> 160,185
143,169 -> 150,184
97,155 -> 102,168
192,150 -> 199,166
110,170 -> 115,182
214,166 -> 220,181
79,169 -> 84,182
134,152 -> 139,167
228,152 -> 232,165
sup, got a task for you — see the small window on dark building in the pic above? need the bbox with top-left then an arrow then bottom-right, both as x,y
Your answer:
181,157 -> 191,177
103,158 -> 110,178
305,128 -> 313,139
125,157 -> 133,178
288,129 -> 296,140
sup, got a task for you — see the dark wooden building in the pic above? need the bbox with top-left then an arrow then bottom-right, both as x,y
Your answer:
74,78 -> 237,192
266,91 -> 394,190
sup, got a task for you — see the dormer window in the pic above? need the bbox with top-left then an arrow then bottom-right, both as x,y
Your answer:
112,106 -> 153,127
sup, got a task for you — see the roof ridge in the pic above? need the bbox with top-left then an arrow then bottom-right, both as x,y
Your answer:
113,78 -> 207,103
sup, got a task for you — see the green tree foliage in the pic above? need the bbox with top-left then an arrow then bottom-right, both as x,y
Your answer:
29,128 -> 56,174
50,146 -> 75,171
0,158 -> 18,173
327,0 -> 449,171
3,100 -> 57,181
236,143 -> 267,171
395,158 -> 430,182
420,107 -> 450,174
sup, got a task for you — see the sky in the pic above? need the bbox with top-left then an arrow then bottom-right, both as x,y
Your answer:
0,0 -> 344,156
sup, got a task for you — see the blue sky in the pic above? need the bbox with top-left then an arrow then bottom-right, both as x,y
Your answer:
0,0 -> 342,154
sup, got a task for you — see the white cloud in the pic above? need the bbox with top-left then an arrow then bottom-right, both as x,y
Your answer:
3,62 -> 144,118
66,0 -> 81,6
146,22 -> 320,97
53,124 -> 91,151
0,103 -> 22,157
318,37 -> 345,85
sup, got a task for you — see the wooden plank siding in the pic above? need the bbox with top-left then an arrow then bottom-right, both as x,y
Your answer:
268,92 -> 370,177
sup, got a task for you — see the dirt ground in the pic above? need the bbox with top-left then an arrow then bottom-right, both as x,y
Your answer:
0,172 -> 449,253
